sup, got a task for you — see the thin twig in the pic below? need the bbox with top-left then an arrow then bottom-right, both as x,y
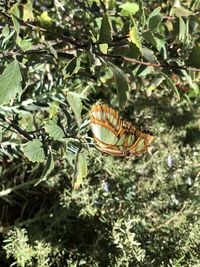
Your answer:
0,113 -> 33,140
95,52 -> 200,72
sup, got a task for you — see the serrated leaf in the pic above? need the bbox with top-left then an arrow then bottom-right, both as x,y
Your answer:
129,19 -> 142,51
108,62 -> 129,110
45,119 -> 65,140
120,2 -> 139,16
0,59 -> 22,105
67,92 -> 82,127
64,57 -> 81,78
74,152 -> 87,188
187,45 -> 200,68
23,139 -> 45,163
99,14 -> 112,43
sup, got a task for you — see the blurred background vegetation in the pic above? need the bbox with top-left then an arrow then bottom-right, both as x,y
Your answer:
0,0 -> 199,266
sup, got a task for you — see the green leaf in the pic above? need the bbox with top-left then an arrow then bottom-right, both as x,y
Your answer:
11,3 -> 20,36
146,76 -> 165,96
125,43 -> 141,59
74,152 -> 87,188
99,43 -> 108,54
120,2 -> 139,16
142,47 -> 159,64
159,70 -> 180,100
138,0 -> 146,29
17,36 -> 33,51
35,151 -> 55,185
38,11 -> 53,28
23,0 -> 34,21
129,19 -> 142,51
178,16 -> 186,42
99,14 -> 112,43
64,57 -> 81,78
187,45 -> 200,68
108,62 -> 129,110
23,139 -> 45,163
149,7 -> 161,17
44,119 -> 65,140
143,31 -> 158,47
0,59 -> 22,105
67,92 -> 82,127
149,15 -> 163,31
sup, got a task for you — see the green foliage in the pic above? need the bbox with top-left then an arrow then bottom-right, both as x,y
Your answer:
23,139 -> 45,163
0,0 -> 200,266
0,59 -> 22,105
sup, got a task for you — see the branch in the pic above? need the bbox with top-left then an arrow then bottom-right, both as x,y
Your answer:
95,52 -> 200,72
0,113 -> 33,140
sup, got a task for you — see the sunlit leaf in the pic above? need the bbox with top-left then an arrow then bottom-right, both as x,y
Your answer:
120,2 -> 139,16
10,3 -> 20,36
74,152 -> 87,188
38,11 -> 53,28
67,92 -> 82,127
142,47 -> 159,64
23,139 -> 45,163
45,119 -> 65,140
0,59 -> 22,105
64,57 -> 81,78
23,0 -> 34,21
129,19 -> 142,51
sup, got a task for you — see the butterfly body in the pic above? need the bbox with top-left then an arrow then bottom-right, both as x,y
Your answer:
90,104 -> 154,158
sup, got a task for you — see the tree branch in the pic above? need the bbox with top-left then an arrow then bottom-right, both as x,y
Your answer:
0,113 -> 33,140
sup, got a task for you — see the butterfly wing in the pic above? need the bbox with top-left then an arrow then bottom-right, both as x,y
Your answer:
90,104 -> 154,157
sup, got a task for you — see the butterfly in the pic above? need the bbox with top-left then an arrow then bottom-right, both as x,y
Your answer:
89,104 -> 154,157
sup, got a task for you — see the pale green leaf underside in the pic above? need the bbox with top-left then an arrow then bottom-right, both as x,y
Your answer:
44,120 -> 65,140
67,92 -> 82,126
0,59 -> 22,105
23,139 -> 45,163
75,152 -> 87,187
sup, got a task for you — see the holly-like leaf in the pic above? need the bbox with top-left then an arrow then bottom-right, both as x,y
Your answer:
23,139 -> 45,163
0,59 -> 22,105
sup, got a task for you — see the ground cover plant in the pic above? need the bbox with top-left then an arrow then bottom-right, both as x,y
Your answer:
0,0 -> 200,266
